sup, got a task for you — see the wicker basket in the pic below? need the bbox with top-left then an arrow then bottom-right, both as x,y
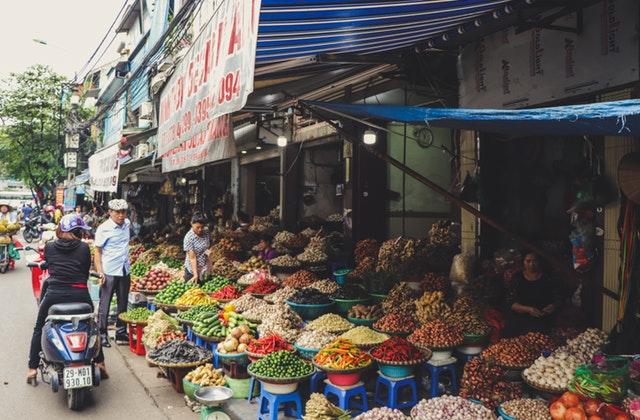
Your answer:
247,363 -> 314,385
312,361 -> 372,375
193,332 -> 225,343
175,317 -> 194,327
118,314 -> 148,326
155,303 -> 180,313
145,355 -> 211,369
522,375 -> 565,394
370,348 -> 432,367
137,289 -> 161,295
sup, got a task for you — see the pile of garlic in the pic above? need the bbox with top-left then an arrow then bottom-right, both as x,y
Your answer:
523,351 -> 580,391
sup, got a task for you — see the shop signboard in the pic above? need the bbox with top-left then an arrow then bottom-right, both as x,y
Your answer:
459,0 -> 639,108
161,114 -> 235,173
55,188 -> 64,207
157,0 -> 262,156
88,144 -> 120,193
63,188 -> 76,212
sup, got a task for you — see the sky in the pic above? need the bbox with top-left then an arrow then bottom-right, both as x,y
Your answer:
0,0 -> 127,81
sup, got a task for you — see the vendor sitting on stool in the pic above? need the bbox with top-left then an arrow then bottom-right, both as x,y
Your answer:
506,252 -> 561,337
257,234 -> 278,261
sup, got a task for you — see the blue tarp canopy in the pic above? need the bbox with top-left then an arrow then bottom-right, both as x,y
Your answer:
306,100 -> 640,137
257,0 -> 514,63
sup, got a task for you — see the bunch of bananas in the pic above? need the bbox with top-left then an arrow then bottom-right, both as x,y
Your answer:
175,288 -> 217,306
415,291 -> 451,324
303,393 -> 350,420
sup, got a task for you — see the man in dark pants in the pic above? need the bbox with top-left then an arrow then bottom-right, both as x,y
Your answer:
94,199 -> 131,347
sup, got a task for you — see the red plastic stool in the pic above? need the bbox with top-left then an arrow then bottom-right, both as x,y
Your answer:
165,367 -> 190,393
128,323 -> 146,356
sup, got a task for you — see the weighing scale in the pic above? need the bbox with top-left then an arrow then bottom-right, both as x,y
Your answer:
194,386 -> 233,420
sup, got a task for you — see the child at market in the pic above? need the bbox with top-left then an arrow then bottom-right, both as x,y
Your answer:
257,234 -> 278,261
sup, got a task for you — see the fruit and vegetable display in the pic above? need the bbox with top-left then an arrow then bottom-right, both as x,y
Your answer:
228,294 -> 268,313
304,393 -> 350,420
309,279 -> 340,294
282,270 -> 319,288
269,254 -> 301,269
147,339 -> 212,365
215,238 -> 242,253
348,304 -> 383,320
370,337 -> 426,363
0,219 -> 20,234
201,276 -> 232,293
257,304 -> 304,343
185,364 -> 226,387
421,272 -> 450,292
555,328 -> 608,364
142,310 -> 181,348
237,270 -> 278,286
501,399 -> 551,420
330,284 -> 368,300
408,320 -> 463,349
211,284 -> 242,300
460,358 -> 523,409
155,330 -> 186,347
306,314 -> 354,333
129,244 -> 146,264
119,307 -> 154,323
523,351 -> 581,392
338,326 -> 388,347
175,288 -> 217,306
193,310 -> 256,339
244,278 -> 280,295
295,330 -> 337,350
249,350 -> 314,378
160,257 -> 183,270
155,280 -> 194,304
155,243 -> 183,259
239,256 -> 268,272
414,291 -> 452,323
297,236 -> 328,264
288,288 -> 332,305
482,332 -> 557,369
136,248 -> 160,265
247,334 -> 294,356
373,312 -> 418,335
136,268 -> 175,291
381,283 -> 416,314
130,261 -> 151,277
569,356 -> 629,403
353,407 -> 408,420
314,339 -> 372,370
177,304 -> 219,322
410,396 -> 496,419
217,325 -> 255,354
242,303 -> 275,322
265,286 -> 297,304
548,391 -> 614,420
211,258 -> 242,279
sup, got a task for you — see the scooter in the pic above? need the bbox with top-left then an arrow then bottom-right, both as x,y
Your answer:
23,215 -> 43,243
26,259 -> 101,411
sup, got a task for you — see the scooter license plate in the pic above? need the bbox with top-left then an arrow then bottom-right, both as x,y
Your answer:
63,366 -> 93,389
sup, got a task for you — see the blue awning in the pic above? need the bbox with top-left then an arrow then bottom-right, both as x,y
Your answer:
306,100 -> 640,137
257,0 -> 514,63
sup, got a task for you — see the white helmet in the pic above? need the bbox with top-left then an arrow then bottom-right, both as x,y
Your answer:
108,199 -> 129,211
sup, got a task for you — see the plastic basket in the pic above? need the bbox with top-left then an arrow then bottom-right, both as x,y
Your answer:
379,364 -> 416,378
182,378 -> 201,399
285,301 -> 334,320
225,377 -> 256,399
294,343 -> 319,360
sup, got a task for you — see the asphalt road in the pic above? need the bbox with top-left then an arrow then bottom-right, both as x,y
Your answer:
0,247 -> 166,419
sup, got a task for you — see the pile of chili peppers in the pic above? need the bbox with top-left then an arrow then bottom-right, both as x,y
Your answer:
314,338 -> 371,370
370,337 -> 424,362
247,334 -> 293,355
245,278 -> 280,295
211,285 -> 242,300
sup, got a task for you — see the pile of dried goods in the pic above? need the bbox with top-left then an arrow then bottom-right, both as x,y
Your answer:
348,304 -> 383,320
237,270 -> 278,286
410,396 -> 496,420
304,393 -> 350,420
244,278 -> 280,295
408,320 -> 463,349
257,304 -> 304,343
421,272 -> 450,292
282,270 -> 319,288
460,358 -> 523,409
211,284 -> 242,300
330,284 -> 368,300
339,327 -> 388,347
501,399 -> 551,420
373,312 -> 418,335
482,332 -> 557,368
238,256 -> 268,272
295,330 -> 337,350
523,351 -> 580,391
264,286 -> 297,304
370,337 -> 425,363
229,294 -> 268,313
555,328 -> 608,364
288,288 -> 332,305
185,364 -> 225,387
381,283 -> 416,314
211,258 -> 242,279
148,340 -> 212,364
309,279 -> 340,294
414,291 -> 451,323
353,408 -> 408,420
270,254 -> 301,269
307,314 -> 354,333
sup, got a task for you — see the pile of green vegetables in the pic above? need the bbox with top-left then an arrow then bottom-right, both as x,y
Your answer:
201,276 -> 232,293
161,257 -> 183,270
130,261 -> 151,277
249,350 -> 313,378
155,281 -> 193,304
120,307 -> 154,322
178,305 -> 219,322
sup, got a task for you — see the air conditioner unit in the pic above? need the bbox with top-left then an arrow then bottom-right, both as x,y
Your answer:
138,118 -> 152,129
140,101 -> 153,119
135,143 -> 149,159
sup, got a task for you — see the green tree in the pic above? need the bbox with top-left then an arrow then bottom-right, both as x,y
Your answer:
0,65 -> 68,201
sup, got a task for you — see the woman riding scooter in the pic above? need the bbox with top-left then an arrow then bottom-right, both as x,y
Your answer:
27,214 -> 107,383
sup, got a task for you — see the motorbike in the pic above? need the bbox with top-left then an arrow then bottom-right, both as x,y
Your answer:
26,251 -> 101,411
23,215 -> 43,243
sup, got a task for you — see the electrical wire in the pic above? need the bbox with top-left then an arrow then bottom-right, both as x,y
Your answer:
74,0 -> 129,83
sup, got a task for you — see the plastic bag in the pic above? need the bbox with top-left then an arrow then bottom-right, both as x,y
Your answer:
569,356 -> 629,403
449,253 -> 475,284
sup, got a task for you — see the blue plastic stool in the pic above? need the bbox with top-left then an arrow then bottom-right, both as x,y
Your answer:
194,335 -> 205,347
146,302 -> 157,311
374,373 -> 418,410
310,370 -> 327,393
257,388 -> 302,420
323,381 -> 368,414
186,326 -> 194,342
424,360 -> 458,398
248,376 -> 260,402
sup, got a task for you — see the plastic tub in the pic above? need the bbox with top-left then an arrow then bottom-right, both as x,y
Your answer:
225,377 -> 256,399
333,268 -> 352,285
285,301 -> 334,320
369,293 -> 387,304
182,378 -> 201,399
332,298 -> 369,315
347,317 -> 378,327
326,371 -> 362,386
261,381 -> 299,394
379,364 -> 415,379
293,344 -> 319,361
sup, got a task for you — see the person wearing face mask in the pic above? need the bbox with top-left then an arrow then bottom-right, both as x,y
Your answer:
183,213 -> 211,284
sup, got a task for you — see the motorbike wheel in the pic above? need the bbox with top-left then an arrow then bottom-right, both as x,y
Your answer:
67,388 -> 87,411
0,264 -> 7,274
24,231 -> 33,243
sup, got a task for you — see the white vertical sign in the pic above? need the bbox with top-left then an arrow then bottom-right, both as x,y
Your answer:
89,144 -> 120,193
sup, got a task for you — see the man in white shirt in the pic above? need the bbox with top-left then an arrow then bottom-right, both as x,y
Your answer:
94,199 -> 131,347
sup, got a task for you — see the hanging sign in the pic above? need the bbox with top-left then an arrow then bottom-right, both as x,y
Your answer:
157,0 -> 262,156
162,114 -> 235,172
459,0 -> 639,108
89,144 -> 120,193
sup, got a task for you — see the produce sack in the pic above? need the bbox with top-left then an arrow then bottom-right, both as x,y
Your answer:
449,253 -> 475,285
568,356 -> 629,403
